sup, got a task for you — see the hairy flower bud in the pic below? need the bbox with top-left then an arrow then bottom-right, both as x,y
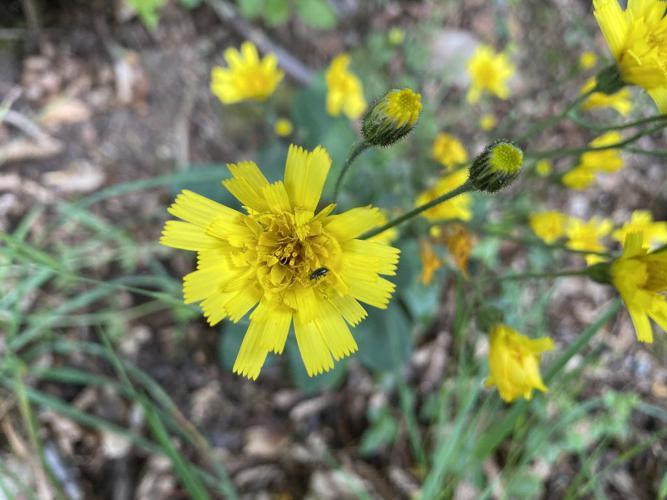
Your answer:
469,140 -> 523,192
362,88 -> 422,146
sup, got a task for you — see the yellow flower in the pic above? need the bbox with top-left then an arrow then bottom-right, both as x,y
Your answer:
611,232 -> 667,343
211,41 -> 284,104
485,324 -> 554,403
612,210 -> 667,249
431,133 -> 468,169
593,0 -> 667,112
416,170 -> 473,222
535,159 -> 552,177
362,88 -> 422,146
580,77 -> 633,116
440,223 -> 474,278
160,144 -> 400,379
579,51 -> 598,70
419,240 -> 442,285
529,211 -> 569,245
325,54 -> 367,120
566,217 -> 612,263
466,45 -> 515,103
274,118 -> 293,137
479,113 -> 497,131
562,167 -> 596,190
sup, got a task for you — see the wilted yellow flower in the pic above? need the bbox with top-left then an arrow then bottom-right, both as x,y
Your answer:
579,51 -> 598,70
160,144 -> 400,379
211,42 -> 284,104
580,77 -> 633,116
535,159 -> 552,177
440,223 -> 474,278
485,324 -> 554,403
274,118 -> 293,137
529,211 -> 569,245
431,133 -> 468,169
611,232 -> 667,343
416,170 -> 473,222
362,88 -> 422,146
562,167 -> 596,190
566,216 -> 612,263
479,113 -> 497,131
612,211 -> 667,249
593,0 -> 667,112
466,45 -> 515,103
325,54 -> 367,119
420,239 -> 442,285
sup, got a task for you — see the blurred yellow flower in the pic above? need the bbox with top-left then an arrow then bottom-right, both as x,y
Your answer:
466,45 -> 515,103
580,77 -> 633,116
579,51 -> 598,70
388,27 -> 405,45
420,239 -> 442,285
211,41 -> 284,104
611,232 -> 667,343
325,53 -> 367,120
274,118 -> 293,137
416,170 -> 473,222
161,144 -> 400,379
562,167 -> 596,190
529,211 -> 569,245
485,324 -> 554,403
440,223 -> 474,278
431,133 -> 468,169
612,210 -> 667,249
535,159 -> 552,177
479,113 -> 497,131
566,216 -> 612,264
593,0 -> 667,112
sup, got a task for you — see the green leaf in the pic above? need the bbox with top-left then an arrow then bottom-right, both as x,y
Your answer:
178,0 -> 203,7
359,410 -> 397,456
355,302 -> 412,373
296,0 -> 337,30
126,0 -> 166,31
264,0 -> 291,26
237,0 -> 263,18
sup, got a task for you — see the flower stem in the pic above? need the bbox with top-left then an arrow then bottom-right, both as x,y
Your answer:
495,268 -> 590,281
333,141 -> 370,202
362,180 -> 474,239
567,111 -> 667,132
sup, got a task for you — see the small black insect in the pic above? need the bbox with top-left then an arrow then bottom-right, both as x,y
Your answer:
309,267 -> 329,280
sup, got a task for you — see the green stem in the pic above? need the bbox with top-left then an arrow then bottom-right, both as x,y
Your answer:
362,180 -> 474,239
333,141 -> 370,202
567,111 -> 667,132
624,146 -> 667,157
526,121 -> 667,159
495,268 -> 590,281
516,89 -> 595,144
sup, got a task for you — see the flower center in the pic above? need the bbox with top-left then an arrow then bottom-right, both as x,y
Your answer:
489,143 -> 523,174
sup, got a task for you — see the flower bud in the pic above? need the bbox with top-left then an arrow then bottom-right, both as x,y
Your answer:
593,64 -> 625,95
469,140 -> 523,192
362,88 -> 422,146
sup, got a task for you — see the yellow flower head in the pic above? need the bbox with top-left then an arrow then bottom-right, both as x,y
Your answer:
562,167 -> 597,190
529,211 -> 569,245
593,0 -> 667,112
611,232 -> 667,343
431,133 -> 468,169
579,51 -> 598,70
325,54 -> 367,120
485,324 -> 554,403
580,77 -> 633,116
274,118 -> 293,137
566,216 -> 613,262
440,223 -> 474,278
211,42 -> 284,104
479,113 -> 497,131
581,132 -> 625,172
612,210 -> 667,249
362,88 -> 422,146
466,45 -> 515,103
419,239 -> 442,285
160,144 -> 400,379
416,170 -> 473,222
535,159 -> 553,177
